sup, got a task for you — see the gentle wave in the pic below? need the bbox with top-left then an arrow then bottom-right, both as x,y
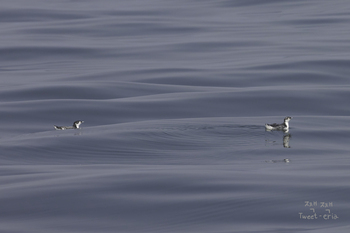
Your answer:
1,116 -> 349,166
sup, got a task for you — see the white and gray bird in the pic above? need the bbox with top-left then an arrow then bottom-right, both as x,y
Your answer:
54,120 -> 84,130
265,117 -> 292,131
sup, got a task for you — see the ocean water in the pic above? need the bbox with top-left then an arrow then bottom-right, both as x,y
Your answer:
0,0 -> 349,232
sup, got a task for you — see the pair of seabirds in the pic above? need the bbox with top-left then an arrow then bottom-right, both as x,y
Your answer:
54,117 -> 293,131
54,117 -> 292,131
54,118 -> 292,162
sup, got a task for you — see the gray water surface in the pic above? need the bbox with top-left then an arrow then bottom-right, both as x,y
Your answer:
0,0 -> 349,232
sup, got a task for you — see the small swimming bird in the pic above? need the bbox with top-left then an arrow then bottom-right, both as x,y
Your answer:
265,158 -> 290,163
265,116 -> 292,131
54,120 -> 84,130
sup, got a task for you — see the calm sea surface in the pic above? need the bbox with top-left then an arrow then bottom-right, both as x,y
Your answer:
0,0 -> 349,232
